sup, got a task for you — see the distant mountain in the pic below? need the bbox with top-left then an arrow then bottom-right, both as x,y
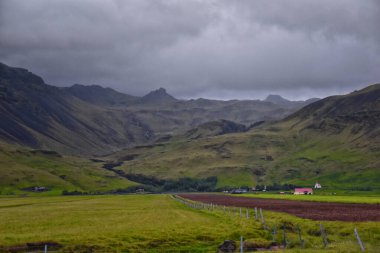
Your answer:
264,94 -> 319,108
64,84 -> 305,135
0,62 -> 318,155
0,62 -> 153,155
265,95 -> 292,106
138,87 -> 178,104
107,83 -> 380,191
66,84 -> 138,106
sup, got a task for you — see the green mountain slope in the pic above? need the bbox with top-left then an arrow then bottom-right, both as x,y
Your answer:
0,141 -> 136,195
104,84 -> 380,191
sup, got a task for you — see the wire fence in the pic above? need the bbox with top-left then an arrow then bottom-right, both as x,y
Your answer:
0,195 -> 371,253
172,195 -> 369,253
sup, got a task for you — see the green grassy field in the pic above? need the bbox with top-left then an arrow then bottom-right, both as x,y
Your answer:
238,193 -> 380,204
0,194 -> 379,252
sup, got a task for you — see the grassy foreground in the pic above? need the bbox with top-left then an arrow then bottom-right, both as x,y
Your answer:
0,194 -> 379,252
238,193 -> 380,204
0,194 -> 265,252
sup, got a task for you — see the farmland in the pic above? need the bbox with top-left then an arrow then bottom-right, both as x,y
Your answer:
1,194 -> 380,252
238,193 -> 380,204
0,194 -> 270,252
179,194 -> 380,221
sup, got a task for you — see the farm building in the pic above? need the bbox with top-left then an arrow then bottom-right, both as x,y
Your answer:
294,188 -> 313,195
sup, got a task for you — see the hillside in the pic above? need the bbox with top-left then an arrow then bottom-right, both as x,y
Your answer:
0,63 -> 154,155
0,141 -> 136,195
265,94 -> 319,108
66,84 -> 138,106
185,119 -> 247,139
286,84 -> 380,138
0,62 -> 314,154
104,83 -> 380,192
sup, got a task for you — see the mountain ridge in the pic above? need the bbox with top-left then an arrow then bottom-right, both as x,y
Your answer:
0,62 -> 317,155
103,83 -> 380,191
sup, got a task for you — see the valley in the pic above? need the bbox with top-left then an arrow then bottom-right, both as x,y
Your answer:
0,62 -> 379,194
1,1 -> 379,252
104,83 -> 380,192
0,63 -> 379,253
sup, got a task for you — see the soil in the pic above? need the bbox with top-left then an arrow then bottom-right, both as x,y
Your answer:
178,194 -> 380,222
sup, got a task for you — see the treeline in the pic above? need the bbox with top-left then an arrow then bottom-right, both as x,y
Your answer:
124,173 -> 218,192
62,175 -> 218,195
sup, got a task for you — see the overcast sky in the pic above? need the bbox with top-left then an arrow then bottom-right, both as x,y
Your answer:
1,0 -> 379,100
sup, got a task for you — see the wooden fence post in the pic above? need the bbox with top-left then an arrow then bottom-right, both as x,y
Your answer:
354,227 -> 365,252
272,224 -> 277,242
320,223 -> 328,247
259,208 -> 265,225
254,207 -> 258,220
44,244 -> 48,253
240,208 -> 242,218
296,224 -> 304,248
240,236 -> 244,253
246,209 -> 249,219
283,225 -> 288,248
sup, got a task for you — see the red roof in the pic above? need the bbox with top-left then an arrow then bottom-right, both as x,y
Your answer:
294,188 -> 313,192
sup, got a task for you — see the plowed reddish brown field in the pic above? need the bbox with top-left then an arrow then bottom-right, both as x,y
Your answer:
179,194 -> 380,222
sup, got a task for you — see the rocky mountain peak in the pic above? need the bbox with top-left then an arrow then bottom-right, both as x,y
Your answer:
140,87 -> 177,104
0,62 -> 45,86
264,94 -> 291,105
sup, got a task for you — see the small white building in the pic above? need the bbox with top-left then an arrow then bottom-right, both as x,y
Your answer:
314,182 -> 322,189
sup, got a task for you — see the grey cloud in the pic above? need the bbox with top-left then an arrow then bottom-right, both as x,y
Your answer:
0,0 -> 379,100
227,0 -> 380,43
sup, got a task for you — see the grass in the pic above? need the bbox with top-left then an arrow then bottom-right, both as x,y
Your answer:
0,142 -> 137,195
105,118 -> 380,191
238,193 -> 380,204
0,194 -> 266,252
0,194 -> 379,252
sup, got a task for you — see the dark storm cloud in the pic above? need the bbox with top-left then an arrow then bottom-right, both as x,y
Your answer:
1,0 -> 379,100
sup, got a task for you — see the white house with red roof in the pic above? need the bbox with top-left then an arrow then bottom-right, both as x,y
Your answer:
294,188 -> 313,195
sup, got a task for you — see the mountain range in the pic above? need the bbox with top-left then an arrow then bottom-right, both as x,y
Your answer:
0,62 -> 316,155
0,62 -> 379,194
106,83 -> 380,191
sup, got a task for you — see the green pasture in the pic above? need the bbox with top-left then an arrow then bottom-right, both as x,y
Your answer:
0,194 -> 379,252
0,194 -> 266,252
